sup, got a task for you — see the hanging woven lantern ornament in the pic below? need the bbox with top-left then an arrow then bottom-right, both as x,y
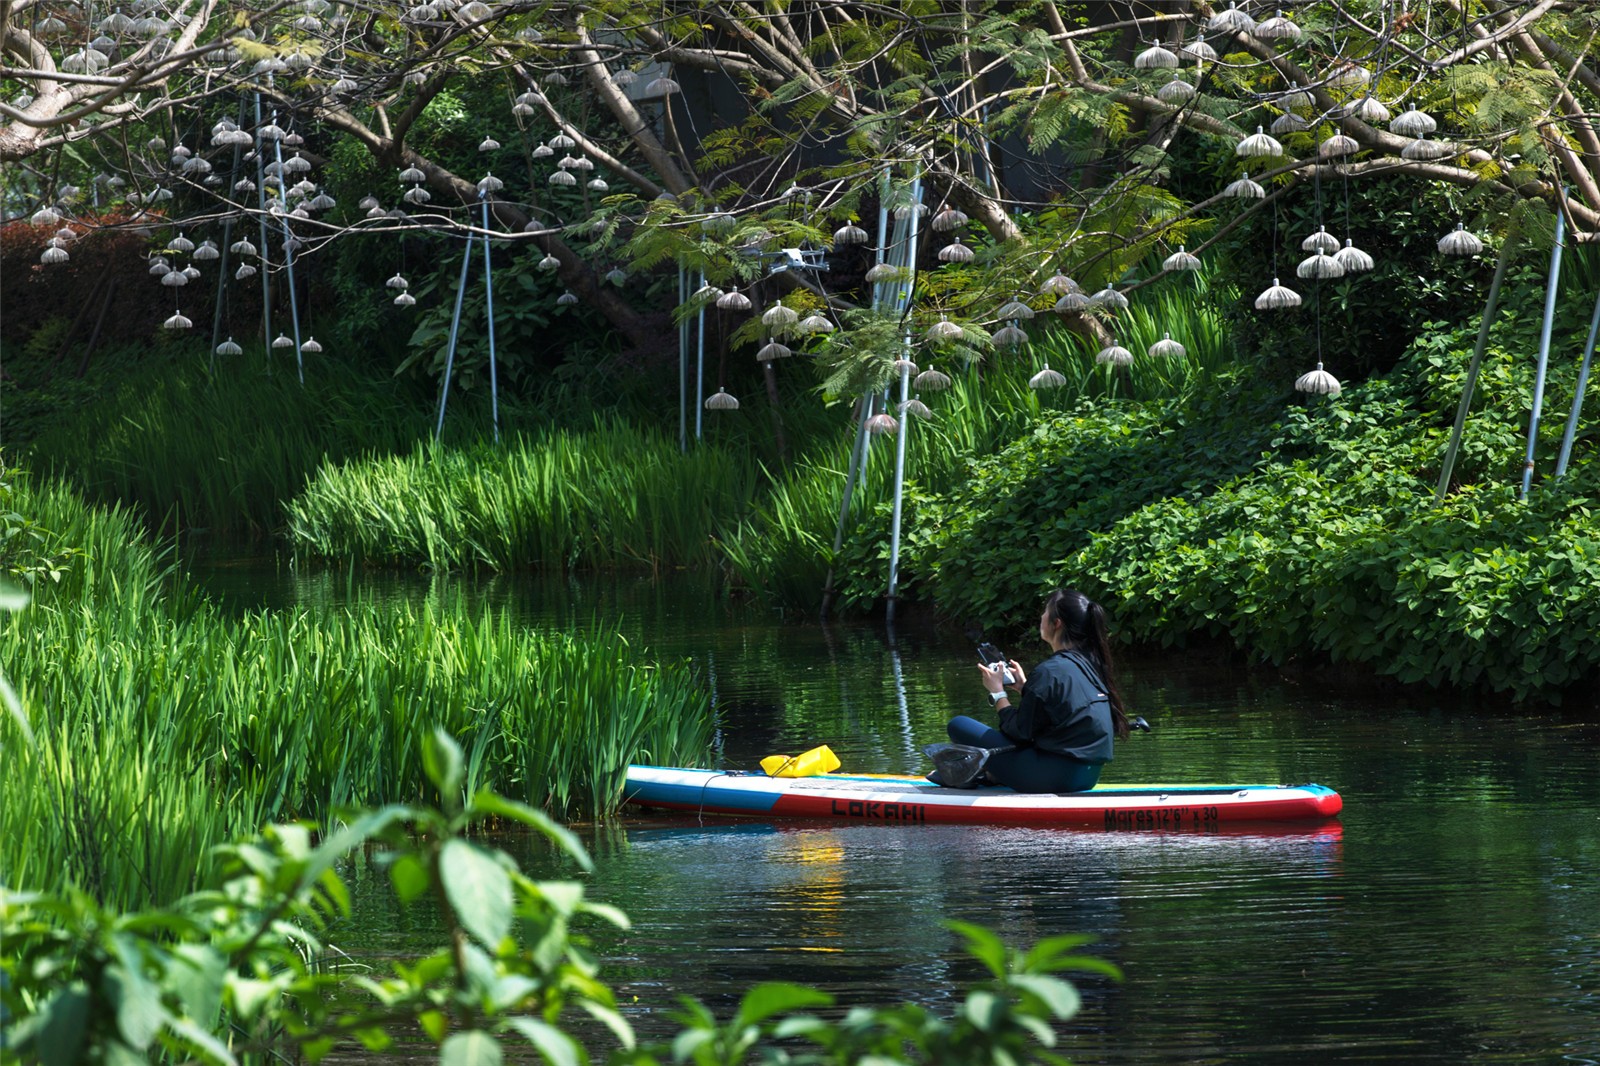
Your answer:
478,136 -> 500,152
1280,84 -> 1314,111
271,333 -> 294,348
1319,134 -> 1360,158
701,211 -> 737,235
1208,3 -> 1256,34
762,304 -> 798,330
1179,35 -> 1217,62
864,263 -> 903,284
216,337 -> 242,356
399,166 -> 426,183
1223,175 -> 1266,199
1149,333 -> 1187,358
193,240 -> 220,261
1237,127 -> 1284,158
1253,10 -> 1303,41
892,201 -> 928,221
556,291 -> 579,306
1297,249 -> 1345,279
612,68 -> 638,87
692,284 -> 723,303
283,153 -> 311,174
1040,273 -> 1080,296
1325,62 -> 1371,89
235,263 -> 257,280
301,337 -> 323,354
1090,286 -> 1129,310
1054,291 -> 1092,313
1354,96 -> 1391,124
30,206 -> 62,227
1335,239 -> 1374,273
1295,363 -> 1342,396
866,410 -> 899,436
1271,112 -> 1309,136
537,254 -> 561,272
798,313 -> 835,335
1390,109 -> 1437,138
1301,226 -> 1340,254
1134,42 -> 1179,69
1438,224 -> 1484,257
161,270 -> 188,287
993,325 -> 1030,349
938,240 -> 975,264
393,292 -> 416,307
477,173 -> 503,193
900,397 -> 933,420
1401,136 -> 1453,161
548,170 -> 577,187
1158,75 -> 1196,104
931,206 -> 968,232
168,233 -> 194,253
386,273 -> 410,291
163,310 -> 192,330
995,298 -> 1036,320
1096,343 -> 1134,366
756,341 -> 792,361
604,267 -> 626,285
716,290 -> 752,311
894,357 -> 919,375
1029,364 -> 1067,389
646,75 -> 681,96
41,244 -> 69,265
544,71 -> 571,87
548,133 -> 576,151
833,222 -> 869,246
1255,277 -> 1302,309
404,186 -> 433,204
926,316 -> 964,345
532,144 -> 554,159
704,388 -> 739,411
916,366 -> 952,391
1163,246 -> 1200,271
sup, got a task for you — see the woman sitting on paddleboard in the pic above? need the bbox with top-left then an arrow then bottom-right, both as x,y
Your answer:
940,588 -> 1131,792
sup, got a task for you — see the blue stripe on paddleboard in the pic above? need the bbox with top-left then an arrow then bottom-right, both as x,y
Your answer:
623,773 -> 783,812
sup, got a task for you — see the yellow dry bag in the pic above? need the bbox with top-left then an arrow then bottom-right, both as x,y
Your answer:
760,744 -> 841,778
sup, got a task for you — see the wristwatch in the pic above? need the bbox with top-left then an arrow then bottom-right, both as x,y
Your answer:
989,690 -> 1007,705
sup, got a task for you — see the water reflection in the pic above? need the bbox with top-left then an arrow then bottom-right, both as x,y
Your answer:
191,562 -> 1600,1065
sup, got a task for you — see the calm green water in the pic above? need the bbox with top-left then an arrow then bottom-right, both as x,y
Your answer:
197,563 -> 1600,1064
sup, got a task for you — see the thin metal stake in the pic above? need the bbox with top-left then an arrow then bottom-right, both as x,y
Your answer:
1555,289 -> 1600,480
695,269 -> 706,442
1436,223 -> 1521,499
480,197 -> 500,444
886,175 -> 924,626
434,234 -> 474,441
678,264 -> 688,453
1521,199 -> 1567,500
253,94 -> 273,372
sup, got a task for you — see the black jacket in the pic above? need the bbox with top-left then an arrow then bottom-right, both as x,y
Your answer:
998,649 -> 1115,763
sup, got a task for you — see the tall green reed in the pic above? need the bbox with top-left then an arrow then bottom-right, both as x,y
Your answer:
27,348 -> 427,538
287,420 -> 765,571
0,475 -> 715,910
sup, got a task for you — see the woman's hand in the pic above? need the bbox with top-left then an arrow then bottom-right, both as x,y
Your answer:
1006,660 -> 1026,689
976,662 -> 1007,694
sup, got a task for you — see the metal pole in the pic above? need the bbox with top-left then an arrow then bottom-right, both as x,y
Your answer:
885,176 -> 923,625
1436,224 -> 1520,499
480,196 -> 500,444
265,90 -> 304,384
695,268 -> 706,442
434,235 -> 474,441
1521,199 -> 1567,500
678,263 -> 687,453
1555,289 -> 1600,480
208,97 -> 246,370
253,94 -> 273,372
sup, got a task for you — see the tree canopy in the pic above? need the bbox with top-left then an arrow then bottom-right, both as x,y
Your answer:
5,1 -> 1599,389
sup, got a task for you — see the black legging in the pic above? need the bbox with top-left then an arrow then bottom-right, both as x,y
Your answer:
946,715 -> 1103,793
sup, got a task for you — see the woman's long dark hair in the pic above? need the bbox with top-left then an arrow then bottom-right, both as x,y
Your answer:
1045,588 -> 1130,740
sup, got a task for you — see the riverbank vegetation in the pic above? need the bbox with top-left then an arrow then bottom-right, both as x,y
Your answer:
0,472 -> 714,909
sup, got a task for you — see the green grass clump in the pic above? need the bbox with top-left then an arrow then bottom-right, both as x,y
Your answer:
0,472 -> 715,909
25,348 -> 428,538
287,421 -> 765,571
